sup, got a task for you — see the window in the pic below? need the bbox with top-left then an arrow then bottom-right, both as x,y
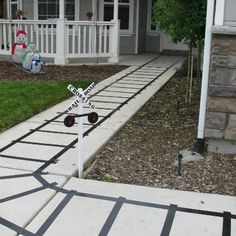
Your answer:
38,0 -> 75,20
7,0 -> 22,19
102,0 -> 133,33
147,0 -> 159,35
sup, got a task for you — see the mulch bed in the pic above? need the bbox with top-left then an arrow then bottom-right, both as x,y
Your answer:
0,61 -> 127,81
86,76 -> 236,196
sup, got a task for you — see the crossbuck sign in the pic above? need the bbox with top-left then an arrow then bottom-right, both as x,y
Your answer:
67,82 -> 96,111
66,82 -> 96,178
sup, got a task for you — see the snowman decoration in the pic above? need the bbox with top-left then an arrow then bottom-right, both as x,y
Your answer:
20,40 -> 37,64
12,30 -> 27,64
30,51 -> 45,74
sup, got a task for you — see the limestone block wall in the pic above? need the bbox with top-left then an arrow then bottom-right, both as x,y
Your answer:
205,33 -> 236,142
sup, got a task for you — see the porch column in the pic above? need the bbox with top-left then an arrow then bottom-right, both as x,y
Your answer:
55,0 -> 68,64
92,0 -> 97,21
108,20 -> 120,64
59,0 -> 65,19
109,0 -> 120,63
55,19 -> 68,65
113,0 -> 118,20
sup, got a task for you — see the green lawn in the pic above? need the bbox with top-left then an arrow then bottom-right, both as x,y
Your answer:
0,80 -> 92,132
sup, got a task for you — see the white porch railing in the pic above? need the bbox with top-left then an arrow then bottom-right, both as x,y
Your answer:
65,21 -> 113,58
0,20 -> 57,57
0,19 -> 120,64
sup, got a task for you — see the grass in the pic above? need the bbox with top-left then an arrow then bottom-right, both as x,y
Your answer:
0,80 -> 92,132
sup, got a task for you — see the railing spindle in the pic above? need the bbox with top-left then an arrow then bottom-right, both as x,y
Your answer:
78,25 -> 81,54
72,25 -> 75,54
83,26 -> 86,54
46,24 -> 49,53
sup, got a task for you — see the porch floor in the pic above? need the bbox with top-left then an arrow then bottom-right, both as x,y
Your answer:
0,55 -> 235,236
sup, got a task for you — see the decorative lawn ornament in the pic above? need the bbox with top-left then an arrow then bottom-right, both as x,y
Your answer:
12,29 -> 27,64
23,51 -> 45,74
64,83 -> 98,178
20,41 -> 37,64
30,51 -> 45,74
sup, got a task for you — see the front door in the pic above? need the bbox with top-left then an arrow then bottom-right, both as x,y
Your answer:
0,0 -> 8,19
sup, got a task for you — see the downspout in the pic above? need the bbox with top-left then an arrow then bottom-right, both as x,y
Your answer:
193,0 -> 215,153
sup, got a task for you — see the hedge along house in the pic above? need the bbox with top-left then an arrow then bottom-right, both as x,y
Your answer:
196,0 -> 236,154
0,0 -> 187,64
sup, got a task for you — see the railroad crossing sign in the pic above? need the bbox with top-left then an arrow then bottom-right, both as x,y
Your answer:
67,83 -> 96,111
64,83 -> 98,178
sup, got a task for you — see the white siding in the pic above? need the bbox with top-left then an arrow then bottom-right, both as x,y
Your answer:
23,0 -> 34,20
224,0 -> 236,26
80,0 -> 92,20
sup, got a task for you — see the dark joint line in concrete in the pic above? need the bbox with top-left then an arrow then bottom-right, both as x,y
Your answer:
110,85 -> 141,90
18,140 -> 74,148
222,211 -> 231,236
90,100 -> 122,104
34,129 -> 78,136
0,217 -> 35,236
98,197 -> 126,236
160,204 -> 177,236
36,193 -> 74,236
0,183 -> 57,204
0,154 -> 50,163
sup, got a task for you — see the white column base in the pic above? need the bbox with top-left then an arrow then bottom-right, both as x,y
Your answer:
109,20 -> 120,64
54,57 -> 69,65
108,56 -> 119,64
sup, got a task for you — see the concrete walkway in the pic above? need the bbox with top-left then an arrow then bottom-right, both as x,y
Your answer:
0,55 -> 235,236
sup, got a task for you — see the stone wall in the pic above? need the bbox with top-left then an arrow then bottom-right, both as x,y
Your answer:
205,32 -> 236,144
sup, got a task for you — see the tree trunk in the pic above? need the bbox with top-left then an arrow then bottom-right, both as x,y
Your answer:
188,47 -> 194,103
197,40 -> 202,81
185,46 -> 191,103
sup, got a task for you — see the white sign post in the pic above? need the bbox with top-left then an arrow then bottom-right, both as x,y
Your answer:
77,88 -> 84,178
66,83 -> 96,178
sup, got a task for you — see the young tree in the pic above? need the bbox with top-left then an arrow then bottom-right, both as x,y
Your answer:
153,0 -> 206,102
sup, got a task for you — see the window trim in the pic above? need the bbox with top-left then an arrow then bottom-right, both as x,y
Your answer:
34,0 -> 79,21
100,0 -> 134,35
146,0 -> 159,36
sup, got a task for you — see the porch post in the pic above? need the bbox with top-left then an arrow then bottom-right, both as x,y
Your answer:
59,0 -> 65,19
92,0 -> 97,21
55,19 -> 68,65
108,0 -> 120,63
108,20 -> 120,64
113,0 -> 118,20
55,0 -> 68,65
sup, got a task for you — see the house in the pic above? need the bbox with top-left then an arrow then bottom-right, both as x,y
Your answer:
195,0 -> 236,154
0,0 -> 187,64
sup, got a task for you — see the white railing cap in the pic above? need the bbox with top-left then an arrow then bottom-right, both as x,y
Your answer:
66,21 -> 115,26
0,19 -> 57,24
0,19 -> 115,26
